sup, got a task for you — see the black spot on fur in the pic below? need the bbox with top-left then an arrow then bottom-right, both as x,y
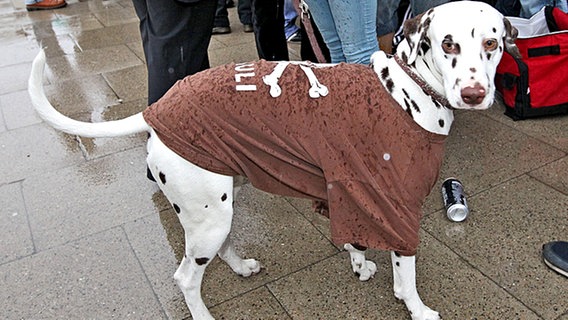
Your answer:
396,262 -> 400,267
439,119 -> 445,128
402,88 -> 410,99
221,193 -> 228,202
423,60 -> 431,70
486,52 -> 492,60
471,28 -> 475,38
453,78 -> 461,89
470,67 -> 477,73
173,203 -> 181,214
410,100 -> 420,113
380,67 -> 390,80
431,96 -> 442,108
147,167 -> 156,182
386,79 -> 395,92
159,172 -> 166,184
205,205 -> 208,208
404,100 -> 413,118
394,252 -> 401,257
492,27 -> 497,33
401,51 -> 408,64
452,58 -> 457,68
195,257 -> 209,265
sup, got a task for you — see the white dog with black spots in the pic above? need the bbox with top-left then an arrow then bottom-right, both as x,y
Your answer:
27,1 -> 519,319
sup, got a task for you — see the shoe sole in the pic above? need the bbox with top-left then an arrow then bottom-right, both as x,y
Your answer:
26,3 -> 67,11
544,257 -> 568,278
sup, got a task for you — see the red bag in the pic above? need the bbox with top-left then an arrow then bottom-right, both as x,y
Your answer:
496,7 -> 568,120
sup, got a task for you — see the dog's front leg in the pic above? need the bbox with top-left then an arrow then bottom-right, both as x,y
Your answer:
174,256 -> 214,320
218,235 -> 261,277
344,244 -> 377,281
391,252 -> 440,320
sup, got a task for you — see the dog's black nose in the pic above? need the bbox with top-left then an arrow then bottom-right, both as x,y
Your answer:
461,85 -> 486,105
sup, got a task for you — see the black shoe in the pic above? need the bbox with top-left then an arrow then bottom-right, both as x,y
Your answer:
543,241 -> 568,277
243,24 -> 253,33
212,26 -> 231,35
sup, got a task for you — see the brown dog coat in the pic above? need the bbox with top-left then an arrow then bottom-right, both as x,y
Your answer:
143,60 -> 446,256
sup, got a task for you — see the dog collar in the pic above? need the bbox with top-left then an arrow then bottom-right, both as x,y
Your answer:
393,55 -> 453,110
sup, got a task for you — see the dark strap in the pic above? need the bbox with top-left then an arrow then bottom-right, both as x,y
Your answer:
393,54 -> 452,109
294,0 -> 327,63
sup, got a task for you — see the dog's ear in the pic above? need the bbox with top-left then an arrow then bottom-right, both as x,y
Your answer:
402,11 -> 430,64
503,17 -> 521,59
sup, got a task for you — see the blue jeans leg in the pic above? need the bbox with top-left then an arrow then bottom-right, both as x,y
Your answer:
519,0 -> 568,18
305,0 -> 378,64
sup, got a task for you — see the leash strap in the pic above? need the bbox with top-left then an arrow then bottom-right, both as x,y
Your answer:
294,0 -> 328,63
393,54 -> 452,109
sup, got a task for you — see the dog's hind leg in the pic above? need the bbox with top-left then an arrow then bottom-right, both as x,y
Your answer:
146,133 -> 235,320
344,244 -> 377,281
391,252 -> 440,320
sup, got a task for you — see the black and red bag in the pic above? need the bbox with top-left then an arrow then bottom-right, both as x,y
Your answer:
496,7 -> 568,120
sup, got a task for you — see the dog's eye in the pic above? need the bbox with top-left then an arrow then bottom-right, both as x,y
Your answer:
483,38 -> 498,51
441,40 -> 457,54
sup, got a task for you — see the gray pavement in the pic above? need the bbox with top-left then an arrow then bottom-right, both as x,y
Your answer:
0,0 -> 567,319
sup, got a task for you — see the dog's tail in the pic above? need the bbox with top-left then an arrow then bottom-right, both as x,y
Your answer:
28,49 -> 151,138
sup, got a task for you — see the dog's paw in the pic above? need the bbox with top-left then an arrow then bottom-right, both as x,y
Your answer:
355,260 -> 377,281
411,308 -> 440,320
233,258 -> 261,277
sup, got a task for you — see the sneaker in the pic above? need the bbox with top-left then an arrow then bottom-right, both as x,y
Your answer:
212,26 -> 231,35
287,31 -> 302,42
243,24 -> 253,33
26,0 -> 67,11
543,241 -> 568,278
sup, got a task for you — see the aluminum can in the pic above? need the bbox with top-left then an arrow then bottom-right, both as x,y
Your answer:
441,178 -> 469,222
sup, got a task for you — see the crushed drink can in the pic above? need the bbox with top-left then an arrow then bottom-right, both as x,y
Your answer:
441,178 -> 469,222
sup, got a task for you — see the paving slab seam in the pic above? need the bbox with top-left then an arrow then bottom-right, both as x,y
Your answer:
121,224 -> 170,320
264,284 -> 295,320
527,156 -> 568,196
206,250 -> 343,312
464,171 -> 564,202
478,111 -> 567,153
420,226 -> 547,319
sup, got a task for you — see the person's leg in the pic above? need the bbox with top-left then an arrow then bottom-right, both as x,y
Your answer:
519,0 -> 567,18
376,0 -> 401,54
134,0 -> 216,105
494,0 -> 522,16
237,0 -> 253,30
327,0 -> 379,64
304,0 -> 346,63
213,0 -> 231,33
251,0 -> 289,60
283,0 -> 300,39
410,0 -> 450,15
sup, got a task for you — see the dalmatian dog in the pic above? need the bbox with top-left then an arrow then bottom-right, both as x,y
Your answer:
28,2 -> 519,319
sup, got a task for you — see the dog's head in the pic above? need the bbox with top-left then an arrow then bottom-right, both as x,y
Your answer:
399,1 -> 520,110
